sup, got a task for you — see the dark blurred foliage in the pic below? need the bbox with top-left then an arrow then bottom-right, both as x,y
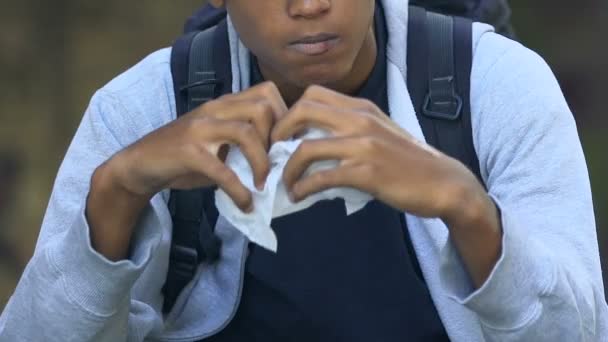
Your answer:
0,1 -> 606,309
0,152 -> 21,276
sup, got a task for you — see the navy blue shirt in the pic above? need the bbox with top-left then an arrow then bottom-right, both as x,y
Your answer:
204,4 -> 449,341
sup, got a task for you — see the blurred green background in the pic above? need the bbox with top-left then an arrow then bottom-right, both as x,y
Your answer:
0,1 -> 606,310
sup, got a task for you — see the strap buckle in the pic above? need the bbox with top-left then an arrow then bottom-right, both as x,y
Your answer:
162,244 -> 199,313
169,244 -> 199,279
181,72 -> 222,112
178,77 -> 221,93
422,76 -> 463,121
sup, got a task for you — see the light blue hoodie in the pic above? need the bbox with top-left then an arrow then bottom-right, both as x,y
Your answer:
1,0 -> 606,341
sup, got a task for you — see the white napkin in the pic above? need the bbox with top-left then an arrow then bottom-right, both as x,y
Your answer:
215,129 -> 373,252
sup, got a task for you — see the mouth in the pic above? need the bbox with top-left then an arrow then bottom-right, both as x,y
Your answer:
288,33 -> 340,56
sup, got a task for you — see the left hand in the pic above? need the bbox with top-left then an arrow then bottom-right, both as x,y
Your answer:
271,85 -> 485,223
272,85 -> 503,287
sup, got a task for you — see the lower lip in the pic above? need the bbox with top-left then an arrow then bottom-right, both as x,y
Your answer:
288,37 -> 340,56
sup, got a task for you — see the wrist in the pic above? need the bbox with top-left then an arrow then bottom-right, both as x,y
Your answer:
86,159 -> 150,261
441,176 -> 494,230
92,156 -> 152,208
439,168 -> 497,228
441,179 -> 503,288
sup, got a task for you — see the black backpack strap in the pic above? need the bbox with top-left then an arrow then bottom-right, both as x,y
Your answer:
409,0 -> 515,39
183,4 -> 227,33
407,6 -> 483,184
163,19 -> 231,314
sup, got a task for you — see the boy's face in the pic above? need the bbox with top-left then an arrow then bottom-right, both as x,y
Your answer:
211,0 -> 376,89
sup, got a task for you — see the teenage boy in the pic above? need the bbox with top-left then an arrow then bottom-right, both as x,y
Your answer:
1,0 -> 606,341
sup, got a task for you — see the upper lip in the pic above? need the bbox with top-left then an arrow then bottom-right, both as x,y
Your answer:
289,33 -> 339,45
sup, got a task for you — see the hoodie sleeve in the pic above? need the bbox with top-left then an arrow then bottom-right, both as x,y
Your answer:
0,88 -> 169,342
438,30 -> 608,341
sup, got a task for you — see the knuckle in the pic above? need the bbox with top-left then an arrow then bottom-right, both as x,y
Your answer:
239,124 -> 262,145
292,99 -> 313,114
295,140 -> 312,157
354,114 -> 376,131
357,98 -> 378,113
303,84 -> 323,98
360,136 -> 380,154
288,102 -> 303,117
252,99 -> 273,118
248,101 -> 267,118
259,81 -> 279,97
236,121 -> 255,135
305,171 -> 321,187
314,170 -> 333,186
290,100 -> 304,112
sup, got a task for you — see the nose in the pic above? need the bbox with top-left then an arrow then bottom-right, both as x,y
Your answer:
288,0 -> 331,19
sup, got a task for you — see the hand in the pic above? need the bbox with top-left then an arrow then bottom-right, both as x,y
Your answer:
87,81 -> 287,261
107,81 -> 288,211
271,85 -> 502,287
271,85 -> 481,220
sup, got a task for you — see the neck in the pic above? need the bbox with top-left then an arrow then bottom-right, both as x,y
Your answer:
259,25 -> 378,107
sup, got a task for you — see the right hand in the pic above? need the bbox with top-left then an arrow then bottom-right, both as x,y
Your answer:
99,81 -> 288,212
87,81 -> 287,261
86,82 -> 287,261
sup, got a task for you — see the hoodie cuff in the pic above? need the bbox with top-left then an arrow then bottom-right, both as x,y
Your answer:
439,195 -> 557,329
48,200 -> 162,317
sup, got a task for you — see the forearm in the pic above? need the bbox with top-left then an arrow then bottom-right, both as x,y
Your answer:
438,176 -> 606,340
437,27 -> 608,338
439,199 -> 607,340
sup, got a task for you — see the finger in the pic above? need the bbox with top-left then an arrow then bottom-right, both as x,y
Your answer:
234,81 -> 288,121
271,100 -> 346,143
291,164 -> 373,202
282,137 -> 357,190
256,81 -> 289,120
247,100 -> 275,151
305,87 -> 405,142
208,99 -> 275,150
212,120 -> 270,189
193,154 -> 253,212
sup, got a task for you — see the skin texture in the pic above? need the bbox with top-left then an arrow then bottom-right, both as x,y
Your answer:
211,0 -> 377,105
88,82 -> 288,261
88,0 -> 501,288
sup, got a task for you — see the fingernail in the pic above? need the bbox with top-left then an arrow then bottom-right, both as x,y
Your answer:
256,181 -> 265,191
245,203 -> 254,213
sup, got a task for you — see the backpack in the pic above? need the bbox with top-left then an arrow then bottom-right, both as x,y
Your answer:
410,0 -> 515,38
162,1 -> 513,314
